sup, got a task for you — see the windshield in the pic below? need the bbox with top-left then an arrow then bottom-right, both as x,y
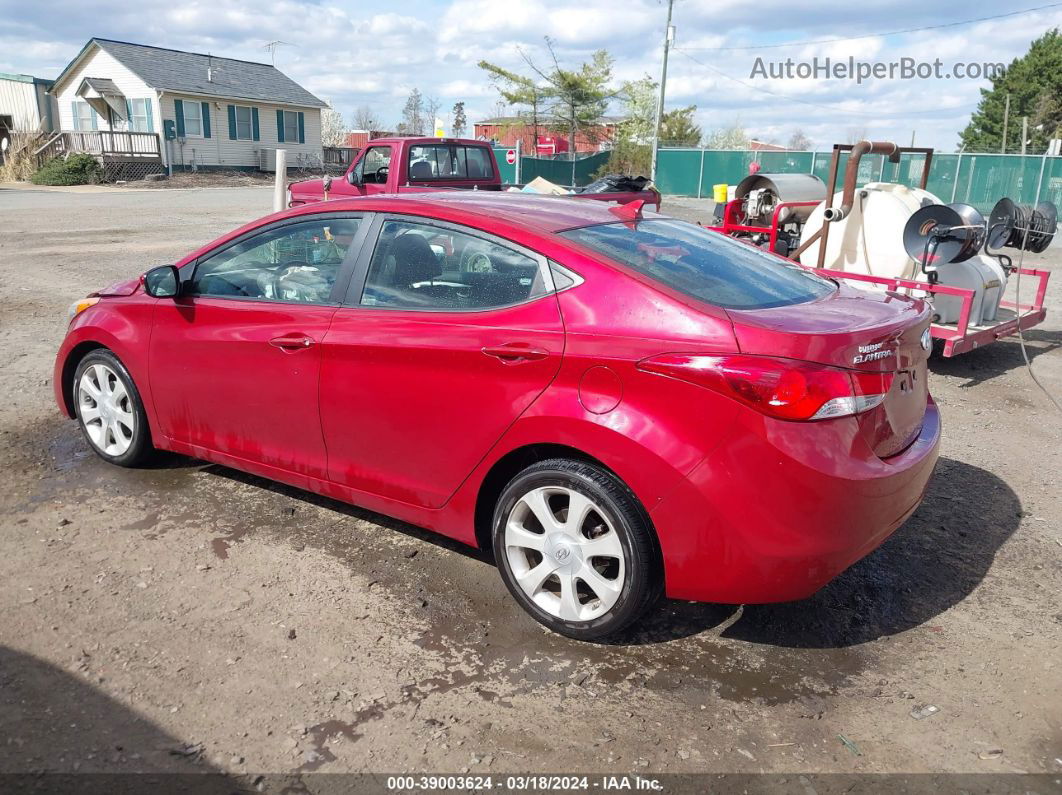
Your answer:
560,219 -> 834,310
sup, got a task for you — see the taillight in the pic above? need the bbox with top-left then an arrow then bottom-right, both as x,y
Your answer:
637,354 -> 894,421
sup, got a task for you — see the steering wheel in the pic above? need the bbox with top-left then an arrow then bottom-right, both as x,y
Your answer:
272,262 -> 321,301
375,166 -> 389,183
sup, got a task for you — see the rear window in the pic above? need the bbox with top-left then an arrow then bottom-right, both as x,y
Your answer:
408,144 -> 495,181
560,219 -> 834,310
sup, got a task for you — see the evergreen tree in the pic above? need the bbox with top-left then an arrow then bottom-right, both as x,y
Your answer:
959,29 -> 1062,153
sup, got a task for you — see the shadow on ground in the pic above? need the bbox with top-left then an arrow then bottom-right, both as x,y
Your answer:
930,328 -> 1062,388
209,455 -> 1019,651
0,645 -> 234,792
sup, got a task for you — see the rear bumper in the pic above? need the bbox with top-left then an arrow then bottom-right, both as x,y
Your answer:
651,397 -> 941,603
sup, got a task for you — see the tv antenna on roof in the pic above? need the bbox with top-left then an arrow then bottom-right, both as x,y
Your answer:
262,40 -> 292,65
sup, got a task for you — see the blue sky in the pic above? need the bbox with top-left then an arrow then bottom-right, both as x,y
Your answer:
3,0 -> 1061,150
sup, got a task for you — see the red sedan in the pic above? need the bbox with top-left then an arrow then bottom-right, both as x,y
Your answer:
55,193 -> 940,640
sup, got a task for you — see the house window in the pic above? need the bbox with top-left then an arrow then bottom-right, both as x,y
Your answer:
128,99 -> 151,132
182,100 -> 202,136
234,106 -> 253,140
282,111 -> 299,143
74,101 -> 97,131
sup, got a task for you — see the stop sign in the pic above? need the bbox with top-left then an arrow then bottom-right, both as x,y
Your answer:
505,149 -> 516,165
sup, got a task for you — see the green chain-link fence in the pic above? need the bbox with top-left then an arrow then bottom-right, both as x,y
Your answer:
656,148 -> 1062,212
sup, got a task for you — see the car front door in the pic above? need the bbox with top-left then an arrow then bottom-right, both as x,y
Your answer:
319,217 -> 566,508
339,145 -> 392,198
149,214 -> 369,485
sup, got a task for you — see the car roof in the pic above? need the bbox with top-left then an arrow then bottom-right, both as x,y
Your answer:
363,136 -> 490,147
286,192 -> 659,235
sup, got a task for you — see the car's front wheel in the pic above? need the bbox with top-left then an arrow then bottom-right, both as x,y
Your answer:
73,349 -> 154,467
492,458 -> 660,640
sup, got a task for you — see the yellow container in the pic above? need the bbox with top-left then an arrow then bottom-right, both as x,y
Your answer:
713,183 -> 729,203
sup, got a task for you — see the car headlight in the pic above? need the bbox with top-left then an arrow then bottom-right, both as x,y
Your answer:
67,297 -> 100,321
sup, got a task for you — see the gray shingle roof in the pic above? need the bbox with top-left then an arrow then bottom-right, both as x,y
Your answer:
88,39 -> 327,108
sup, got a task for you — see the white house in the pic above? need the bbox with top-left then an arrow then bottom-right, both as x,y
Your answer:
49,38 -> 327,171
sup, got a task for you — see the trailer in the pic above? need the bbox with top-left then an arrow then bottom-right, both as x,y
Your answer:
708,142 -> 1054,357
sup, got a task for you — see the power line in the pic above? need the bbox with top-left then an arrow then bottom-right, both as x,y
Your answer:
678,2 -> 1062,51
674,49 -> 966,117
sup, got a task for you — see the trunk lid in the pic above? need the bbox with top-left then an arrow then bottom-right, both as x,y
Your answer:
727,283 -> 932,457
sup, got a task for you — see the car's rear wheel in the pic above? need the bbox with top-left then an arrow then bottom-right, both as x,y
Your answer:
492,458 -> 659,640
73,350 -> 154,467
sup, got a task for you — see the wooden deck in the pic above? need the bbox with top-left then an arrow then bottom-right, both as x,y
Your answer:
35,130 -> 162,168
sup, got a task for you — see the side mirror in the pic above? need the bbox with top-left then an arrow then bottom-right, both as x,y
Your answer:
347,168 -> 362,186
143,265 -> 180,298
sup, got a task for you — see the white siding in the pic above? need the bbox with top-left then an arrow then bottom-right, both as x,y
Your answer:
52,46 -> 159,135
159,94 -> 322,169
0,77 -> 44,130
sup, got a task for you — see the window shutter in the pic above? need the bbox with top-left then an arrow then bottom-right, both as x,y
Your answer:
125,99 -> 133,131
227,105 -> 236,139
71,101 -> 80,131
251,107 -> 260,141
201,102 -> 211,138
174,99 -> 185,137
297,111 -> 305,144
276,109 -> 285,143
145,100 -> 154,133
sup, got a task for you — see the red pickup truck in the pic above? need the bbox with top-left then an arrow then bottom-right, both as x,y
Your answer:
287,136 -> 659,209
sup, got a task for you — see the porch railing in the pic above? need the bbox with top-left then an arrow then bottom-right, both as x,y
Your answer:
35,130 -> 162,167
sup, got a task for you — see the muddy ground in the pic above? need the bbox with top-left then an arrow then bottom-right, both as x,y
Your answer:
0,185 -> 1059,783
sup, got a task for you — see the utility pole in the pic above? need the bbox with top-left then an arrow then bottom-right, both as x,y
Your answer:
1021,116 -> 1028,156
649,0 -> 675,185
1001,93 -> 1010,154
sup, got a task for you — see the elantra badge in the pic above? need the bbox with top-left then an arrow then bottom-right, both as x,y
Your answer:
853,341 -> 893,364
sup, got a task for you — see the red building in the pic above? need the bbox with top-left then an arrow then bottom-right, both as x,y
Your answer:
473,116 -> 620,154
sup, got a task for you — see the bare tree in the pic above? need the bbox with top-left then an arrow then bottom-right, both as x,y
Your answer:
401,89 -> 425,135
787,129 -> 812,150
425,95 -> 442,135
351,105 -> 381,131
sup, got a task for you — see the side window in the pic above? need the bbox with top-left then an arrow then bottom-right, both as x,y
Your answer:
128,99 -> 151,132
182,101 -> 202,136
354,146 -> 391,184
361,220 -> 549,310
408,144 -> 457,180
464,146 -> 494,179
190,218 -> 362,304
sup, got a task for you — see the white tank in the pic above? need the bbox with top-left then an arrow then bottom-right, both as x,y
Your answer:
798,182 -> 1009,328
799,183 -> 939,279
931,254 -> 1007,325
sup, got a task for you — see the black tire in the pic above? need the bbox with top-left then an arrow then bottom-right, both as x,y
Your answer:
72,349 -> 155,467
492,458 -> 660,641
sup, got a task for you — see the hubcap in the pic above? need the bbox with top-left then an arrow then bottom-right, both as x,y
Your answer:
504,486 -> 625,622
77,363 -> 135,457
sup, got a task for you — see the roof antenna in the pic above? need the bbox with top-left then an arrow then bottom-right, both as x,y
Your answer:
262,40 -> 292,66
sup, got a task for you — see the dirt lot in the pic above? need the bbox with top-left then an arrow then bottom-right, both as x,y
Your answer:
0,185 -> 1059,784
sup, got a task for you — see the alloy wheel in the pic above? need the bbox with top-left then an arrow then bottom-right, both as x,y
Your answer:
504,486 -> 625,622
78,363 -> 135,457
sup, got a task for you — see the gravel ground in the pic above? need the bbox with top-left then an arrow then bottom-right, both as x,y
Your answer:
0,185 -> 1059,782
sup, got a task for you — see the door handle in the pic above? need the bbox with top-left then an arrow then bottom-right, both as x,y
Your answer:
481,343 -> 550,363
270,334 -> 315,351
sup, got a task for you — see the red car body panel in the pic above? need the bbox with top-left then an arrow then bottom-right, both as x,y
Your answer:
55,194 -> 940,605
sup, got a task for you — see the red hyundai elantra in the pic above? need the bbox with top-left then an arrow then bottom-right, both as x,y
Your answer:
55,193 -> 939,640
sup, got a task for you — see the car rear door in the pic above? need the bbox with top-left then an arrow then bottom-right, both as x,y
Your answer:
149,214 -> 370,484
319,216 -> 565,508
